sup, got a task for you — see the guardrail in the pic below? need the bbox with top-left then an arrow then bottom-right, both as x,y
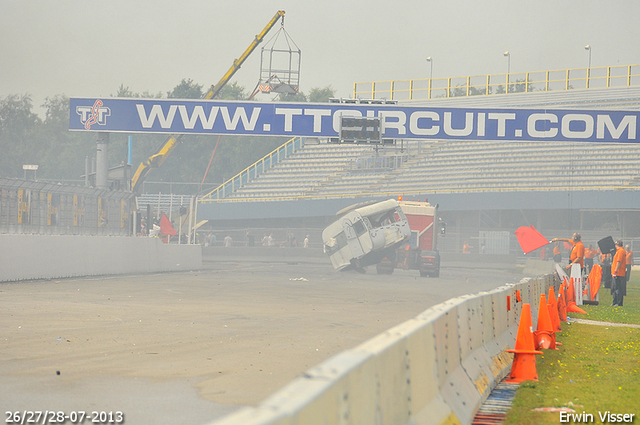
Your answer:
199,136 -> 304,201
354,64 -> 640,101
209,273 -> 557,425
196,184 -> 638,204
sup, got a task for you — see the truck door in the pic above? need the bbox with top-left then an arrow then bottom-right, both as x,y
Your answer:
343,219 -> 365,258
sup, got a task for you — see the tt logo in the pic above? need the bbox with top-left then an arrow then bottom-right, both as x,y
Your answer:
76,99 -> 111,129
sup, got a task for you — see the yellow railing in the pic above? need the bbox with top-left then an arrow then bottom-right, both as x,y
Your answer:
197,184 -> 637,204
353,64 -> 640,101
199,136 -> 304,202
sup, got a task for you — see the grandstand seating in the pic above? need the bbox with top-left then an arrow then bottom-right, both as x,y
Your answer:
195,87 -> 640,201
213,136 -> 640,201
228,144 -> 372,199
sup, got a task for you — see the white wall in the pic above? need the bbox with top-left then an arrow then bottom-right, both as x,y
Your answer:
0,235 -> 202,282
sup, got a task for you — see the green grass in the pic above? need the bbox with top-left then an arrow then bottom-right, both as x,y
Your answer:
505,277 -> 640,424
578,276 -> 640,325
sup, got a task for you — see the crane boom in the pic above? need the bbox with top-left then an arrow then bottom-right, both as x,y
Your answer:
130,10 -> 286,193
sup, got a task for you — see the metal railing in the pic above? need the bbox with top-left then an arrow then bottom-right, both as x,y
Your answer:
191,184 -> 638,204
354,64 -> 640,101
199,136 -> 304,201
0,178 -> 135,235
136,193 -> 192,220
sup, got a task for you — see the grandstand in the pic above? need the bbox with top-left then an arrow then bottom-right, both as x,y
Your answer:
193,84 -> 640,254
228,143 -> 373,199
210,138 -> 640,200
199,86 -> 640,202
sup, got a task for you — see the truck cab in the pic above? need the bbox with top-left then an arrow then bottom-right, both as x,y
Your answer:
376,200 -> 441,277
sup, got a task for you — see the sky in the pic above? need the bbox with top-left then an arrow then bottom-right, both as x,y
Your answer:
2,0 -> 640,117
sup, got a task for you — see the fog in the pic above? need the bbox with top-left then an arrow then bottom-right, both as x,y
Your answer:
2,0 -> 639,115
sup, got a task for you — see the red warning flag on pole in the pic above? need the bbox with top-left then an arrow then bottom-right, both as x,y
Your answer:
515,225 -> 550,254
160,213 -> 177,236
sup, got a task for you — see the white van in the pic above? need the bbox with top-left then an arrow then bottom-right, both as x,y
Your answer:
322,199 -> 411,271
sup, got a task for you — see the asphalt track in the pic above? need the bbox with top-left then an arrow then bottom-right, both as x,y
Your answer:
1,258 -> 525,425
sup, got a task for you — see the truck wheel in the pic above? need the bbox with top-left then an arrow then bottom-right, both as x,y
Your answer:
352,259 -> 366,274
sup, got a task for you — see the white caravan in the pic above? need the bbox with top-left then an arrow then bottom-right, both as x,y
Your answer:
322,199 -> 411,271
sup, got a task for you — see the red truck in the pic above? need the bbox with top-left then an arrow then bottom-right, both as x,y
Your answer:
376,199 -> 443,277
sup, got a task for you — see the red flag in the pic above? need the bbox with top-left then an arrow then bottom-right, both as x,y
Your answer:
515,225 -> 550,254
159,213 -> 177,236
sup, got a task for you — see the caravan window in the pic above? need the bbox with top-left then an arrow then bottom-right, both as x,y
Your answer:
366,207 -> 406,228
352,219 -> 367,236
324,231 -> 347,255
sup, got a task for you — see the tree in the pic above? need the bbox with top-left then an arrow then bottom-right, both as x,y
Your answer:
167,79 -> 203,99
273,85 -> 336,103
449,86 -> 468,97
278,91 -> 307,102
216,82 -> 248,100
511,78 -> 535,94
307,86 -> 336,103
0,94 -> 42,177
114,84 -> 137,98
113,84 -> 163,99
40,95 -> 96,180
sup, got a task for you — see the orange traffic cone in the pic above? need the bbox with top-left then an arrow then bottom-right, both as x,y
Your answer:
557,288 -> 568,322
534,294 -> 558,350
567,301 -> 587,314
506,303 -> 543,383
547,303 -> 563,347
548,287 -> 562,332
566,278 -> 576,304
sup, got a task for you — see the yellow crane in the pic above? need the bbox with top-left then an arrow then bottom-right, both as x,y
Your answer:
130,10 -> 286,193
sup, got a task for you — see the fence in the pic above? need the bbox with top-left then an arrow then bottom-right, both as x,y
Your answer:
354,64 -> 640,101
0,177 -> 135,236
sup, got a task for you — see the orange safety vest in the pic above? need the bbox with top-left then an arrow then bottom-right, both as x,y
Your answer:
612,247 -> 627,277
570,241 -> 585,268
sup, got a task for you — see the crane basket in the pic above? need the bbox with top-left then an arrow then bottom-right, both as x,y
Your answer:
258,22 -> 301,94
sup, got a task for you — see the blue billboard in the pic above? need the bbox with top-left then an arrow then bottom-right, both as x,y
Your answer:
69,97 -> 639,143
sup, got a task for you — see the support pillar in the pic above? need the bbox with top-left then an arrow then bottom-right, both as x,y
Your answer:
96,132 -> 109,190
455,211 -> 462,253
84,156 -> 90,187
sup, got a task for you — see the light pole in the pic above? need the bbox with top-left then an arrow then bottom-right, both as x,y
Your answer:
585,45 -> 591,68
426,57 -> 433,98
503,51 -> 510,74
585,45 -> 591,88
503,51 -> 510,93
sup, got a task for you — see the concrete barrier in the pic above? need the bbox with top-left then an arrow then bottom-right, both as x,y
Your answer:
209,275 -> 555,425
0,235 -> 202,281
522,259 -> 556,276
